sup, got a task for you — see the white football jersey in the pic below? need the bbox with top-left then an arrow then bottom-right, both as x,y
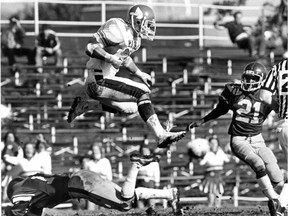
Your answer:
86,18 -> 141,77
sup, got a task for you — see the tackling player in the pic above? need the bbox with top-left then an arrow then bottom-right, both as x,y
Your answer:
67,4 -> 186,148
186,62 -> 284,203
260,59 -> 288,216
3,154 -> 182,216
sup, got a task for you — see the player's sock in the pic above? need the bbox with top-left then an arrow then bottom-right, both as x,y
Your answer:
121,163 -> 139,199
257,175 -> 279,199
146,114 -> 166,137
135,187 -> 173,200
138,102 -> 165,137
279,183 -> 288,207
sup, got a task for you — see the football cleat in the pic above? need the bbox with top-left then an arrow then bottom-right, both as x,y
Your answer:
130,153 -> 158,167
67,97 -> 90,123
268,199 -> 285,216
169,187 -> 183,216
157,131 -> 186,148
145,206 -> 158,216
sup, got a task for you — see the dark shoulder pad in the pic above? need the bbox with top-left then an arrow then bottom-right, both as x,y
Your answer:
225,83 -> 242,95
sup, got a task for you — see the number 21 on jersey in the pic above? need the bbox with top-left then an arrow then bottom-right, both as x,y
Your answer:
236,99 -> 261,124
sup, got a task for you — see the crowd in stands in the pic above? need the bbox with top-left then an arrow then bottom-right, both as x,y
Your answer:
214,1 -> 288,58
1,16 -> 63,75
1,132 -> 52,202
1,1 -> 287,76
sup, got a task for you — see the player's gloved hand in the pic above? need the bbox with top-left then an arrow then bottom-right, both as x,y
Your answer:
106,54 -> 123,69
136,70 -> 152,87
186,119 -> 204,131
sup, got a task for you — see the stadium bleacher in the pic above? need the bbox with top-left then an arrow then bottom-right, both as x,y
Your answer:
2,48 -> 284,176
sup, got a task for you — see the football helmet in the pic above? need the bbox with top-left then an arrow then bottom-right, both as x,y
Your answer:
241,62 -> 267,92
127,4 -> 156,41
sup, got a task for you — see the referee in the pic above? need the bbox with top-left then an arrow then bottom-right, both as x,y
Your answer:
260,59 -> 288,216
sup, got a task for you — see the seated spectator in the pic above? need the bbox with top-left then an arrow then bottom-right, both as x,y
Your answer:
33,134 -> 52,174
1,131 -> 23,202
35,24 -> 63,73
199,136 -> 230,207
6,142 -> 47,178
271,0 -> 288,58
1,15 -> 35,74
1,131 -> 23,171
82,142 -> 112,181
252,2 -> 281,56
214,11 -> 258,57
82,141 -> 112,210
136,147 -> 160,210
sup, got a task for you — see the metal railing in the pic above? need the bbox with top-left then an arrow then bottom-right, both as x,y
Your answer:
1,0 -> 262,49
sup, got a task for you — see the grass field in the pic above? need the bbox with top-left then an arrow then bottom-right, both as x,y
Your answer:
43,205 -> 275,216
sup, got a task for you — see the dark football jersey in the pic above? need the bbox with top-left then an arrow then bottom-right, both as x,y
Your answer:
7,173 -> 71,209
220,83 -> 272,136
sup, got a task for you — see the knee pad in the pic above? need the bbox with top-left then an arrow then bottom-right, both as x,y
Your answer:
245,153 -> 265,177
254,166 -> 267,179
138,93 -> 151,104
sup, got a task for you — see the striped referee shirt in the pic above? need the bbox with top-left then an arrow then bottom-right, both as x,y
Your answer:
261,59 -> 288,119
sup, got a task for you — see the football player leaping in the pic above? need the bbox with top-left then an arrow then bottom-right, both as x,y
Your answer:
187,62 -> 284,203
67,4 -> 186,148
260,59 -> 288,216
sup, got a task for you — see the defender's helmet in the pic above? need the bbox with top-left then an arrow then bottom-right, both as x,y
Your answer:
241,62 -> 267,92
127,4 -> 156,41
6,177 -> 25,201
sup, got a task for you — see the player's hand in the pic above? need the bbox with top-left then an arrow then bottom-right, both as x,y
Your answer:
45,48 -> 54,54
138,71 -> 152,87
186,120 -> 204,131
106,54 -> 123,69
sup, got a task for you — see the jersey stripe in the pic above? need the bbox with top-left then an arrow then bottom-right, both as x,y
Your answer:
263,59 -> 288,119
263,65 -> 277,91
12,194 -> 34,203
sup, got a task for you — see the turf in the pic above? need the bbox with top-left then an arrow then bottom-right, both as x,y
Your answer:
43,205 -> 273,216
